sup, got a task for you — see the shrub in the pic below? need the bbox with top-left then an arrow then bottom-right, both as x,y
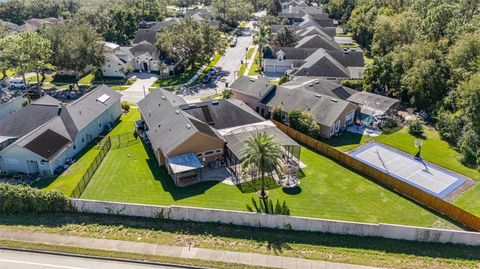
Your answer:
121,101 -> 130,112
408,119 -> 424,136
0,183 -> 70,214
341,79 -> 364,90
278,75 -> 289,85
272,106 -> 283,121
222,89 -> 233,99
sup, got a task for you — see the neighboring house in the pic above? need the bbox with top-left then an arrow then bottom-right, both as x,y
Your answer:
0,86 -> 122,176
295,34 -> 341,50
19,17 -> 62,32
185,8 -> 220,27
137,89 -> 300,186
133,18 -> 180,45
101,41 -> 177,77
347,91 -> 401,124
230,76 -> 275,111
263,47 -> 365,79
0,97 -> 23,120
231,76 -> 360,138
281,0 -> 308,11
0,19 -> 20,33
101,42 -> 132,78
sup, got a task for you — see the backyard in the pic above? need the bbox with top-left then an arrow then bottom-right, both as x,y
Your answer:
68,112 -> 459,229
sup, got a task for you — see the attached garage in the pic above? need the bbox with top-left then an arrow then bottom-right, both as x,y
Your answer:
265,65 -> 275,73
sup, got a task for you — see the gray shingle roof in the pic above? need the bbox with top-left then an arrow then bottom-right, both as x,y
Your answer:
295,34 -> 341,50
129,41 -> 161,59
66,85 -> 122,131
133,18 -> 179,44
281,77 -> 356,100
229,76 -> 275,99
138,89 -> 223,154
180,99 -> 265,130
261,85 -> 357,127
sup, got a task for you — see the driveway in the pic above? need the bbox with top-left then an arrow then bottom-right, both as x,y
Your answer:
121,72 -> 159,104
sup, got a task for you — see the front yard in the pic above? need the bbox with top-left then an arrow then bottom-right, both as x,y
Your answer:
71,112 -> 458,229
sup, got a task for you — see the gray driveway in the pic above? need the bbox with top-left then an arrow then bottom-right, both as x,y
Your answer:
121,72 -> 159,104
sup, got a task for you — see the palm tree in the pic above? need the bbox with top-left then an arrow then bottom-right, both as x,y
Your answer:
241,132 -> 283,199
254,23 -> 270,74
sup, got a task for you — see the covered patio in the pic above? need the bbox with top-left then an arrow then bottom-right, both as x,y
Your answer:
166,153 -> 203,187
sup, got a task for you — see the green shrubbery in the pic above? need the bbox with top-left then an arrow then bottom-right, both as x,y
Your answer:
289,110 -> 320,139
408,119 -> 424,137
0,183 -> 70,214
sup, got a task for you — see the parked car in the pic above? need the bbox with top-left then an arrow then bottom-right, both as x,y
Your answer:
229,39 -> 237,47
8,79 -> 27,90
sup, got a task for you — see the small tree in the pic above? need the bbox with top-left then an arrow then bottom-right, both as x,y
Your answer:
274,27 -> 299,47
278,75 -> 289,85
272,106 -> 283,121
266,0 -> 282,16
408,119 -> 424,136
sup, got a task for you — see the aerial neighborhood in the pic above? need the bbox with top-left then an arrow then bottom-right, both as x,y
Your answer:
0,0 -> 479,268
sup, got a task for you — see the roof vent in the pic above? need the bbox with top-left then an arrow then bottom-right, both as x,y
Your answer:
161,95 -> 166,100
186,124 -> 191,129
250,78 -> 256,82
315,94 -> 322,98
212,101 -> 219,105
308,83 -> 313,87
188,104 -> 196,107
331,98 -> 338,102
175,109 -> 180,114
315,81 -> 319,84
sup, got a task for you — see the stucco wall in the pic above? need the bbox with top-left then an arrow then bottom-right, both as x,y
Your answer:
71,199 -> 480,246
0,97 -> 23,120
232,90 -> 261,111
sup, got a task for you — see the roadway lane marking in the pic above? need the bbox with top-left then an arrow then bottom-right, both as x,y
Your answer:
0,258 -> 90,269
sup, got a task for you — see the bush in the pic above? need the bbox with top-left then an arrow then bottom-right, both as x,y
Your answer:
222,89 -> 233,99
121,101 -> 130,112
341,79 -> 364,90
0,183 -> 70,214
278,75 -> 289,85
272,106 -> 283,121
408,119 -> 424,136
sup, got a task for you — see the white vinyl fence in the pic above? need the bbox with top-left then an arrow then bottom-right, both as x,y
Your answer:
70,199 -> 480,246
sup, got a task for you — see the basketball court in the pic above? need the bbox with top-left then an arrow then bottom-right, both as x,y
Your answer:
349,142 -> 467,198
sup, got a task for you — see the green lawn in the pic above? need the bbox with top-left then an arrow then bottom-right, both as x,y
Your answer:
153,63 -> 201,87
237,64 -> 247,76
246,47 -> 255,59
248,50 -> 261,76
79,112 -> 457,228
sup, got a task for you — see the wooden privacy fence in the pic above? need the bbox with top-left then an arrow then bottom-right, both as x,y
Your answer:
272,120 -> 480,232
70,137 -> 112,198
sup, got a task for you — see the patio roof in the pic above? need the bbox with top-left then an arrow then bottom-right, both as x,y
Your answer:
167,152 -> 203,174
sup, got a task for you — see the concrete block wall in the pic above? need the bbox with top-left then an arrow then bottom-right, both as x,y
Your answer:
70,199 -> 480,246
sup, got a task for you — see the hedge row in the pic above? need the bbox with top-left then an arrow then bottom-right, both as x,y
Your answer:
0,183 -> 70,214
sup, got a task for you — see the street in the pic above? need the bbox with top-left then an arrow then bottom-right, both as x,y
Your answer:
0,249 -> 202,269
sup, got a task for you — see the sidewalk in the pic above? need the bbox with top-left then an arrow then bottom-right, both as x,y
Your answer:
0,229 -> 380,269
244,45 -> 258,76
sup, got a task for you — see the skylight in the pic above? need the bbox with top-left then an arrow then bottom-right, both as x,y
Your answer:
97,94 -> 110,103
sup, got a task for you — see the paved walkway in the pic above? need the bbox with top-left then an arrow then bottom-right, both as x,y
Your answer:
121,73 -> 159,104
244,45 -> 259,76
0,229 -> 380,269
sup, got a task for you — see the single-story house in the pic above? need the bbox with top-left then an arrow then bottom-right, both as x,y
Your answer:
137,89 -> 300,187
0,97 -> 24,121
231,76 -> 359,138
0,85 -> 122,176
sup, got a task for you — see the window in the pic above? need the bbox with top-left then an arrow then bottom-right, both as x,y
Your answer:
215,149 -> 222,154
204,151 -> 215,156
196,153 -> 203,157
73,144 -> 77,150
345,111 -> 354,125
98,120 -> 102,128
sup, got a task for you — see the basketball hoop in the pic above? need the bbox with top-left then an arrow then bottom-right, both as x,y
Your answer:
414,139 -> 423,160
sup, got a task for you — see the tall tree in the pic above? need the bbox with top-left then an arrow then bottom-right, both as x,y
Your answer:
101,7 -> 139,45
0,32 -> 52,88
42,19 -> 105,83
212,0 -> 253,27
241,133 -> 283,200
266,0 -> 282,17
254,23 -> 269,73
157,18 -> 222,68
273,26 -> 298,47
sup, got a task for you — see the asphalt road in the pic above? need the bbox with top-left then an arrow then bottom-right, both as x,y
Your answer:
0,249 -> 202,269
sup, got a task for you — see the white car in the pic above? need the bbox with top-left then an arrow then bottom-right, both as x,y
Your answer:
8,79 -> 27,90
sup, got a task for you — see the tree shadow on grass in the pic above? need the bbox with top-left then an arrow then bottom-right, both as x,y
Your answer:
143,142 -> 220,201
235,177 -> 281,193
1,212 -> 479,262
321,131 -> 364,148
